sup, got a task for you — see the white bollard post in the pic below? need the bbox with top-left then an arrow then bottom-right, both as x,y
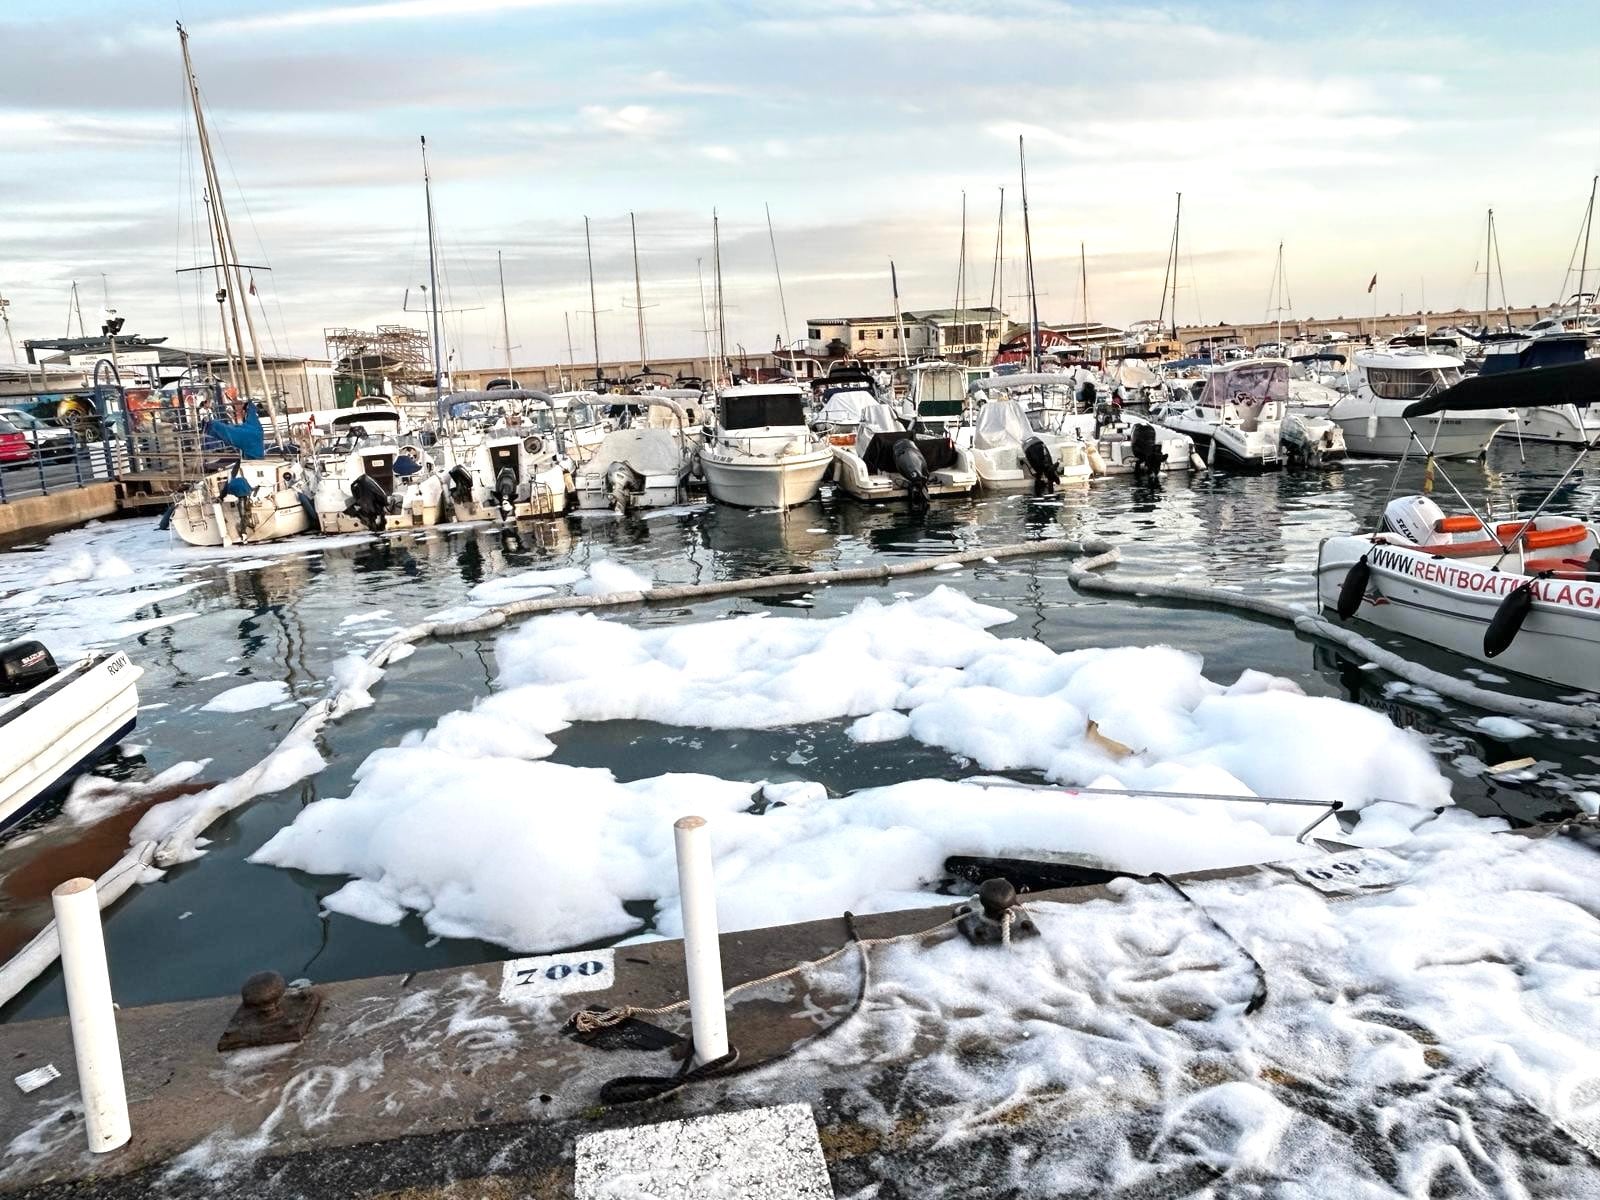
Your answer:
673,815 -> 729,1065
51,878 -> 130,1153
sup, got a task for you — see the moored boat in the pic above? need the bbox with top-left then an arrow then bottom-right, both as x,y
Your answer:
1,641 -> 143,836
1152,359 -> 1287,470
1328,349 -> 1511,458
831,402 -> 978,504
699,383 -> 832,509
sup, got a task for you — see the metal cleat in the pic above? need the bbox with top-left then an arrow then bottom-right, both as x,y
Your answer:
955,878 -> 1037,947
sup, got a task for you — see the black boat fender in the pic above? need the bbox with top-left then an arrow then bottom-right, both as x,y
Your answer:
1335,555 -> 1371,620
1484,580 -> 1536,658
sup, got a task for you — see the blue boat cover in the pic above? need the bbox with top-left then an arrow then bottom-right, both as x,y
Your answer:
205,401 -> 265,459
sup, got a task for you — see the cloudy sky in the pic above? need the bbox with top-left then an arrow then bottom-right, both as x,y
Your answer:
2,0 -> 1597,369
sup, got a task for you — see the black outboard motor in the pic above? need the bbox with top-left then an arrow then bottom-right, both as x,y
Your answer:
345,473 -> 389,532
447,465 -> 474,505
1020,435 -> 1061,496
0,640 -> 58,697
494,466 -> 519,519
1130,423 -> 1164,478
604,461 -> 644,512
892,438 -> 930,507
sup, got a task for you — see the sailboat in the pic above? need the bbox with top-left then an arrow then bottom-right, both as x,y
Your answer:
166,25 -> 311,548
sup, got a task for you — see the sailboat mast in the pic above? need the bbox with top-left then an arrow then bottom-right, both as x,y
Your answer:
989,187 -> 1005,360
629,211 -> 646,374
1079,241 -> 1087,328
952,190 -> 967,359
563,311 -> 576,390
712,210 -> 728,385
1493,211 -> 1512,330
584,216 -> 601,388
764,203 -> 796,378
1170,193 -> 1182,343
497,250 -> 513,380
1483,209 -> 1493,327
1580,175 -> 1597,315
420,137 -> 447,394
891,259 -> 907,366
179,23 -> 261,408
1018,136 -> 1039,374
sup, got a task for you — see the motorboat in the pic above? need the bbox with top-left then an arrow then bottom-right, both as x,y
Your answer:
1085,405 -> 1201,477
969,398 -> 1091,491
1279,409 -> 1348,469
831,402 -> 978,504
1479,334 -> 1599,446
304,406 -> 445,533
574,395 -> 695,512
902,361 -> 971,441
812,368 -> 880,446
1152,359 -> 1287,470
433,392 -> 572,523
1,640 -> 143,836
545,391 -> 609,464
1328,349 -> 1511,459
1317,359 -> 1600,690
699,383 -> 833,509
167,401 -> 314,547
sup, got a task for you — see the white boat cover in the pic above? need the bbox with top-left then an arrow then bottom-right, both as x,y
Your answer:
822,390 -> 869,427
588,428 -> 683,476
973,400 -> 1036,450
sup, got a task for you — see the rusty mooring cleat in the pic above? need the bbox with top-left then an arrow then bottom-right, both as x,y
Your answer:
955,877 -> 1038,946
217,970 -> 322,1052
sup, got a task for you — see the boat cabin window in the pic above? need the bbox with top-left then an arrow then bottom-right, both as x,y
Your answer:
1365,366 -> 1463,400
722,393 -> 805,429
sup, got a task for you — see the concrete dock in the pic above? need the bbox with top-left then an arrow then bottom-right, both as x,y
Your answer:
3,831 -> 1599,1198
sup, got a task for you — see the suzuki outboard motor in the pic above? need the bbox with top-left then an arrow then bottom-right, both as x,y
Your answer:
1130,423 -> 1164,478
892,438 -> 931,507
1021,435 -> 1061,495
0,639 -> 58,697
345,473 -> 389,532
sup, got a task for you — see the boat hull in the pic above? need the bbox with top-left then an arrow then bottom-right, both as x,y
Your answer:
1316,534 -> 1600,692
701,449 -> 832,509
1499,405 -> 1600,446
832,446 -> 978,501
1,651 -> 142,834
1331,413 -> 1506,459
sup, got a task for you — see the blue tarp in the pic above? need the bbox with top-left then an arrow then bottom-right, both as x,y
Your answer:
204,401 -> 265,459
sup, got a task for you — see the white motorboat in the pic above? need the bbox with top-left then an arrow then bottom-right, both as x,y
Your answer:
574,409 -> 694,513
831,402 -> 978,504
305,407 -> 446,533
1,640 -> 143,835
545,391 -> 610,464
1328,349 -> 1511,458
1317,359 -> 1600,690
1279,409 -> 1348,469
969,398 -> 1090,491
1152,359 -> 1287,471
434,390 -> 572,522
1086,409 -> 1200,477
813,368 -> 881,445
699,383 -> 833,509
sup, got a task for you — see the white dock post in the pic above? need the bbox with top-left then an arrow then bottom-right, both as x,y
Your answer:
673,816 -> 729,1065
51,878 -> 130,1153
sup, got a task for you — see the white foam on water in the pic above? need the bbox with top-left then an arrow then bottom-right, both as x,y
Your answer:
201,680 -> 292,713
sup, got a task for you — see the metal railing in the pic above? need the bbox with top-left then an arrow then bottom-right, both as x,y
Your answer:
0,437 -> 127,504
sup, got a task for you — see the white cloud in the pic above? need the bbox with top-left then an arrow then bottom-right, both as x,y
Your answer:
579,104 -> 678,137
700,145 -> 739,163
196,0 -> 602,37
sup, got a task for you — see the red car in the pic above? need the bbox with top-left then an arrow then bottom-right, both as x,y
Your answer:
0,415 -> 32,464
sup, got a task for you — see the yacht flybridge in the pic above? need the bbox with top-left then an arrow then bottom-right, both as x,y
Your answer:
699,383 -> 833,509
1318,358 -> 1600,691
1328,349 -> 1512,459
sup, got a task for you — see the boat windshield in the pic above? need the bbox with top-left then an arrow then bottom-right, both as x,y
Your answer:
1201,362 -> 1289,407
1366,366 -> 1465,400
722,392 -> 806,430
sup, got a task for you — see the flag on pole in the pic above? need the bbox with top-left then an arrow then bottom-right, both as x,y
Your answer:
891,260 -> 899,301
1367,273 -> 1378,293
248,274 -> 258,296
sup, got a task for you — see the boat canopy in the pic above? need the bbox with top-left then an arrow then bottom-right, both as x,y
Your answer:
1479,333 -> 1589,375
1199,360 -> 1289,407
967,372 -> 1075,394
973,400 -> 1036,449
821,389 -> 869,427
912,365 -> 966,416
857,402 -> 904,434
436,388 -> 553,419
1402,358 -> 1600,418
1290,352 -> 1347,365
721,389 -> 807,430
1117,360 -> 1160,388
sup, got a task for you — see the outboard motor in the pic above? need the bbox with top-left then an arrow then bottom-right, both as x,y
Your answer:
0,639 -> 58,697
1382,495 -> 1448,546
1020,435 -> 1061,495
494,466 -> 519,519
1130,423 -> 1164,478
345,473 -> 389,532
447,465 -> 474,505
604,461 -> 644,512
892,438 -> 930,507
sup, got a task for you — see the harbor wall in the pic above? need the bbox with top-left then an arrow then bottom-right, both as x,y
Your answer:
0,483 -> 119,545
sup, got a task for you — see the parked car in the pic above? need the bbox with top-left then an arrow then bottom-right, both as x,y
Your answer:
0,416 -> 33,465
0,408 -> 75,459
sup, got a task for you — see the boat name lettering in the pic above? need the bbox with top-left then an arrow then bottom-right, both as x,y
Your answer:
106,654 -> 129,675
1372,548 -> 1599,608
